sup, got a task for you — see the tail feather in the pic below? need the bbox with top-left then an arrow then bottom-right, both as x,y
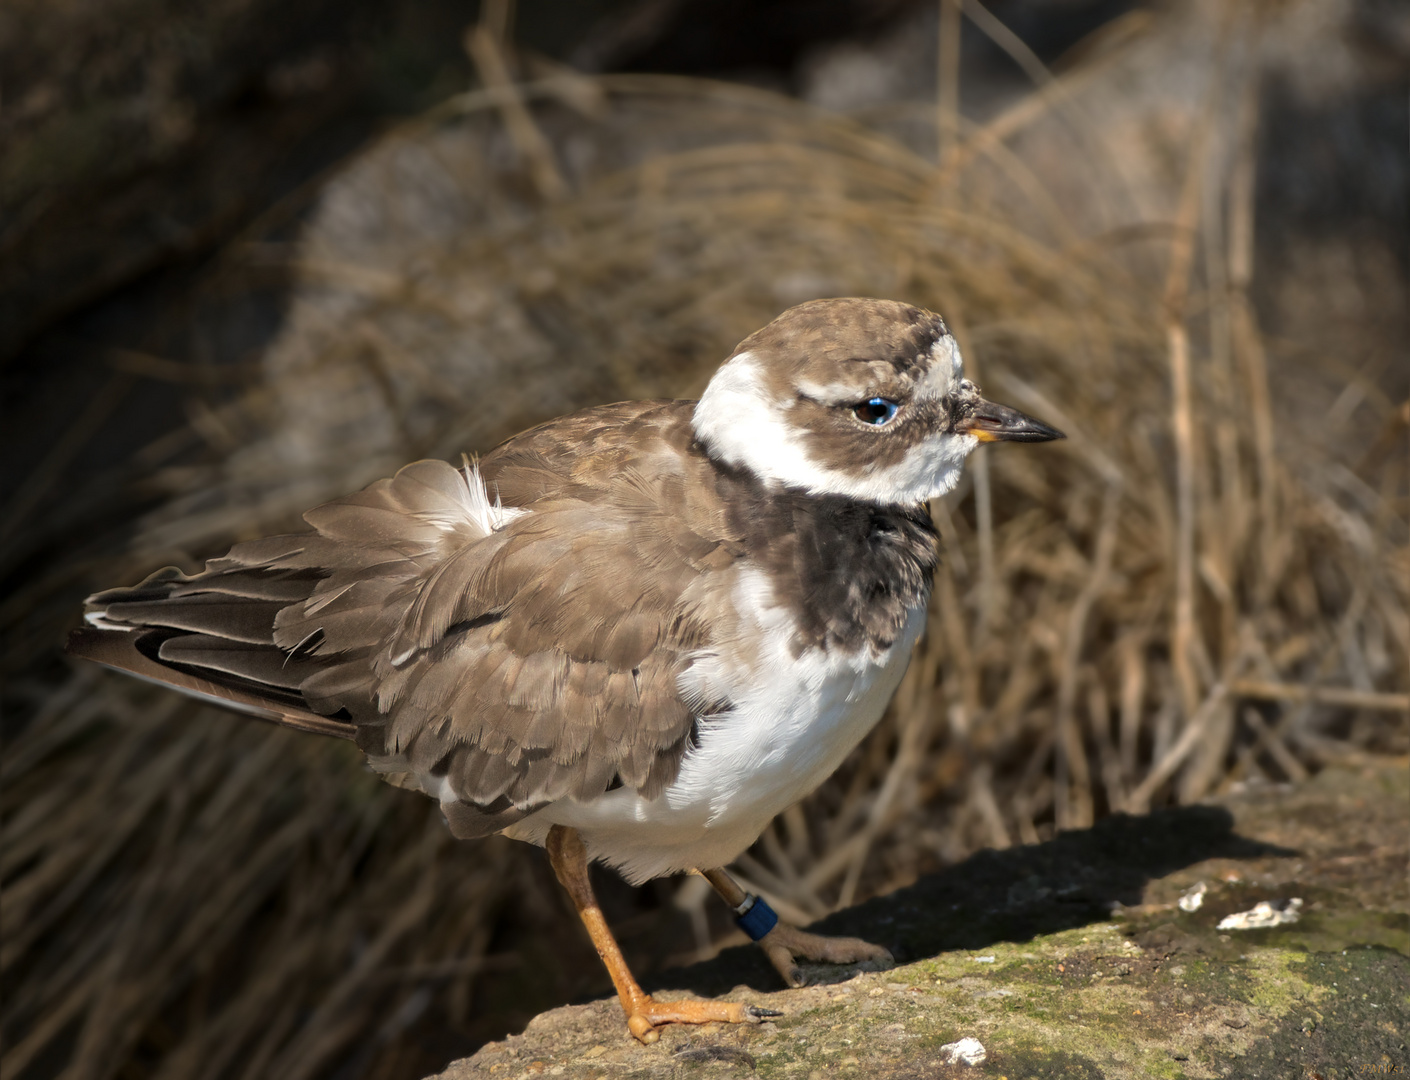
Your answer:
66,625 -> 355,740
70,562 -> 356,741
156,634 -> 309,691
101,596 -> 290,645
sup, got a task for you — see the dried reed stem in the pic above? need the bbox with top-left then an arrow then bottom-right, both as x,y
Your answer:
1162,47 -> 1224,723
464,23 -> 567,202
1237,706 -> 1310,783
1127,662 -> 1245,813
1227,77 -> 1277,603
1230,680 -> 1410,713
937,0 -> 963,172
0,371 -> 136,546
1053,481 -> 1121,828
961,0 -> 1053,87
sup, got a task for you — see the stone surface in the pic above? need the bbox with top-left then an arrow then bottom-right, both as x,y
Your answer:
429,759 -> 1408,1079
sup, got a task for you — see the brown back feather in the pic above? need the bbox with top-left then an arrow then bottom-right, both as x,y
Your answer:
70,402 -> 736,836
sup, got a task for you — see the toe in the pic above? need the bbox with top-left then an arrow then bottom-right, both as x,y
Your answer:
627,1014 -> 659,1043
763,942 -> 805,987
871,946 -> 896,968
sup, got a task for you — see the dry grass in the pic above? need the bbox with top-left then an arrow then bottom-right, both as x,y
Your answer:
3,7 -> 1407,1079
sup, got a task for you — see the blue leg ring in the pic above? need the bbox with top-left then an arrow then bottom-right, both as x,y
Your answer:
735,894 -> 779,941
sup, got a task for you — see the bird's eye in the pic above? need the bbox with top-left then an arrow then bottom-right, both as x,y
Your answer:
853,397 -> 899,426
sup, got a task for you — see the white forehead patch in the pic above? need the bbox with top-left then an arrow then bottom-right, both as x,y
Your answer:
920,334 -> 964,397
693,349 -> 978,504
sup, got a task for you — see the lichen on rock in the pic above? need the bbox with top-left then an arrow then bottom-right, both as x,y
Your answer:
429,760 -> 1408,1079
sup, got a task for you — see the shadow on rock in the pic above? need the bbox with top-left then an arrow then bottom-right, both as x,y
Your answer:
656,805 -> 1294,997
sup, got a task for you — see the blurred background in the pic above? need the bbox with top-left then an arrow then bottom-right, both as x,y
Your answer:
2,0 -> 1406,1077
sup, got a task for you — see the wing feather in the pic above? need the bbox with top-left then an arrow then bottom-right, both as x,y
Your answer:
156,634 -> 307,689
70,402 -> 742,837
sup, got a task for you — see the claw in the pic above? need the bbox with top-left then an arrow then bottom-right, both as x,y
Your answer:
747,1006 -> 784,1019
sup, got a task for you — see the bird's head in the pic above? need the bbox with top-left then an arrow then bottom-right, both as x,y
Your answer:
692,298 -> 1064,504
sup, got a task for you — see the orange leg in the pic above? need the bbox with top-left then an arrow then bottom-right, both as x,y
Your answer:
699,866 -> 894,988
545,826 -> 782,1044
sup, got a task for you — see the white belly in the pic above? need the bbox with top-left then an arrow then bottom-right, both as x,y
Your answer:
505,587 -> 927,884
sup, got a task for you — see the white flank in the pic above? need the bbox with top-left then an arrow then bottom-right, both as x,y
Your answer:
504,565 -> 928,883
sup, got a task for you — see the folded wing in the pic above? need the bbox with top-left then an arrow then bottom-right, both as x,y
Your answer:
70,402 -> 741,837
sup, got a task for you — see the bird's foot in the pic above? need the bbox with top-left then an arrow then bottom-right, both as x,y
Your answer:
623,996 -> 782,1044
758,922 -> 894,988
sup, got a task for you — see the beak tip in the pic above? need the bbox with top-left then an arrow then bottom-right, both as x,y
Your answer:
964,399 -> 1067,444
1006,426 -> 1066,444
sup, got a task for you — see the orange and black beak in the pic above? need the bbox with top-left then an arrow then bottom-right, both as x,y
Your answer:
957,398 -> 1065,443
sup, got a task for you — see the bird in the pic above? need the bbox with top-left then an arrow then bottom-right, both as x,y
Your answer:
68,297 -> 1064,1044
